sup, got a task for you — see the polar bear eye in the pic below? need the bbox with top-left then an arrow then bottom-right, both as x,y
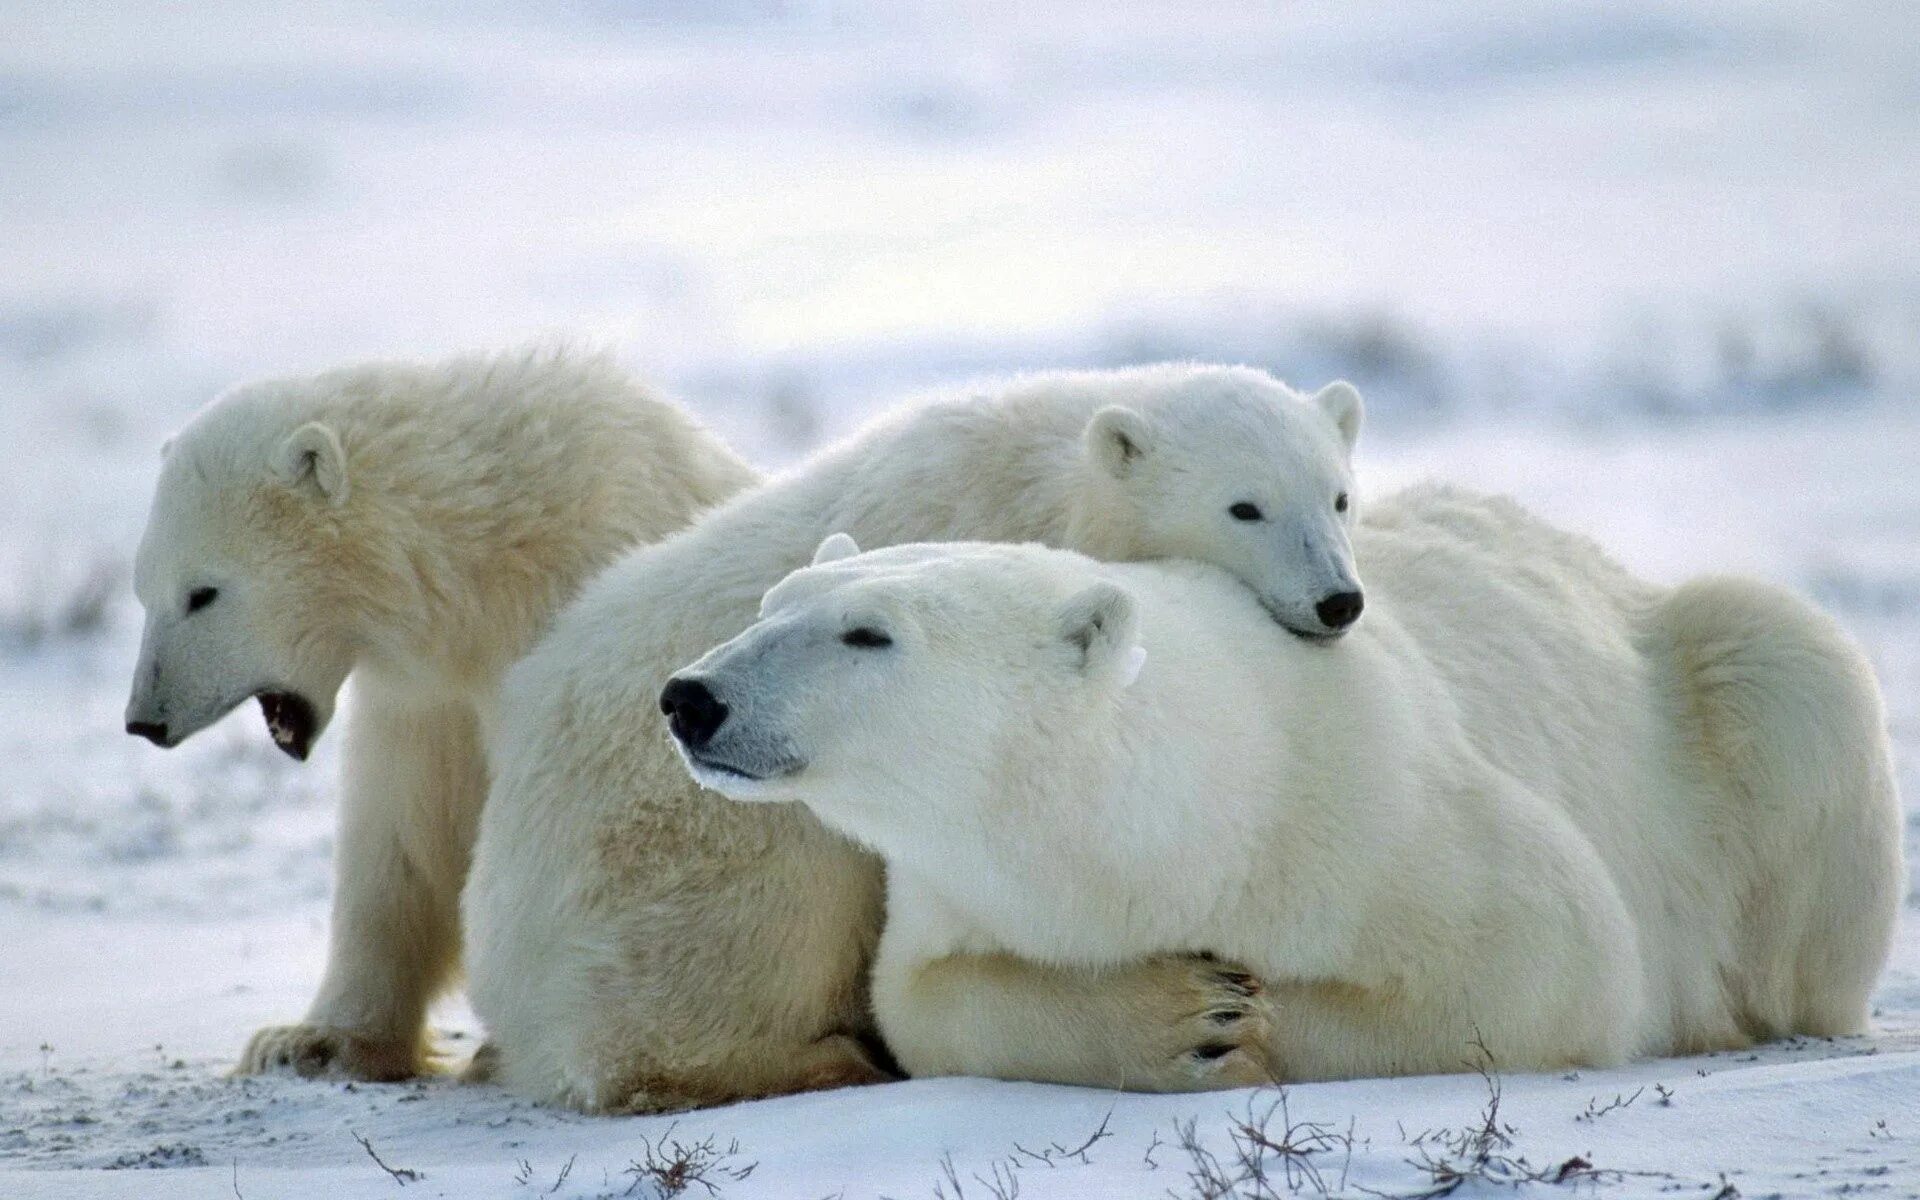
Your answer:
1335,493 -> 1350,513
842,627 -> 893,649
186,586 -> 219,614
1228,502 -> 1264,522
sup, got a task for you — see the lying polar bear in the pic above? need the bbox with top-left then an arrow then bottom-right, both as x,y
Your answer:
670,499 -> 1902,1085
463,364 -> 1365,1111
124,348 -> 757,1081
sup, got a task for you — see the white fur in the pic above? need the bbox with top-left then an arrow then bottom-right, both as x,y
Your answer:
463,363 -> 1367,1111
125,347 -> 755,1080
682,489 -> 1903,1084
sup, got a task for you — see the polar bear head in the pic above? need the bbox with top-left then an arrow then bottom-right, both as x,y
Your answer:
662,535 -> 1143,842
1069,367 -> 1363,639
124,382 -> 364,759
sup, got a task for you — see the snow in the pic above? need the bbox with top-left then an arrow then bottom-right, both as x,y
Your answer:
2,1 -> 1917,1196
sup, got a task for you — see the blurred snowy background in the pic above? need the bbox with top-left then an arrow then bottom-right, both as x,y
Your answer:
10,0 -> 1918,917
2,2 -> 1918,1194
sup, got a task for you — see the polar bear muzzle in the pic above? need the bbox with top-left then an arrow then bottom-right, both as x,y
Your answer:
660,676 -> 729,751
659,673 -> 806,793
1313,589 -> 1364,633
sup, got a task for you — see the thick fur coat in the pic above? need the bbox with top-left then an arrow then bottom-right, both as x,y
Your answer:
125,348 -> 755,1079
679,495 -> 1902,1085
463,364 -> 1366,1110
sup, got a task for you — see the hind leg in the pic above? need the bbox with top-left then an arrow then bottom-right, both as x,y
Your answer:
471,800 -> 891,1114
1661,576 -> 1903,1037
605,1034 -> 892,1115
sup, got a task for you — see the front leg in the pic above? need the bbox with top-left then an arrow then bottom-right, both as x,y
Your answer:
237,692 -> 486,1081
872,878 -> 1274,1091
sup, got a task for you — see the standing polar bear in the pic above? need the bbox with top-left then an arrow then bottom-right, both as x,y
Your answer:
673,506 -> 1902,1085
463,364 -> 1367,1112
124,348 -> 757,1081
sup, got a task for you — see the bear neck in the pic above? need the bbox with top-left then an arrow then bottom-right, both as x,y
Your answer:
321,469 -> 563,694
1061,475 -> 1140,561
307,374 -> 746,696
885,694 -> 1132,904
1047,422 -> 1147,561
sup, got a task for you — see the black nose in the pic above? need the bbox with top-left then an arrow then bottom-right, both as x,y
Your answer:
660,677 -> 728,750
1315,590 -> 1364,630
126,720 -> 170,746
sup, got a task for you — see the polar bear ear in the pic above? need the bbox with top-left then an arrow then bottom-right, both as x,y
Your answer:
1311,381 -> 1364,451
1059,582 -> 1142,681
1085,406 -> 1154,478
272,422 -> 348,506
812,532 -> 861,566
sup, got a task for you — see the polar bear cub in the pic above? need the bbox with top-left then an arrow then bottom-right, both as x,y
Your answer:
125,348 -> 756,1081
669,506 -> 1901,1087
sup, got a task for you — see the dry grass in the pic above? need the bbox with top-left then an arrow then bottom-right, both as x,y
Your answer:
1152,1037 -> 1710,1200
623,1125 -> 756,1198
352,1130 -> 423,1187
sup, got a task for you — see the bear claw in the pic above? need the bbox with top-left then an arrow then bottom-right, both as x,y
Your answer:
236,1024 -> 421,1083
1210,969 -> 1261,996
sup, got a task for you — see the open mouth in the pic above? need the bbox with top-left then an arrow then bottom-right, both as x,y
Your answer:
256,691 -> 319,761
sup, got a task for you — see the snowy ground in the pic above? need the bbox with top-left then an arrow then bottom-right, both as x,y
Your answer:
6,416 -> 1916,1200
3,1 -> 1918,1197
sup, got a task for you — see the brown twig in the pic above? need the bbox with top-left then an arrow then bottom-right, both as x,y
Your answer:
352,1131 -> 423,1187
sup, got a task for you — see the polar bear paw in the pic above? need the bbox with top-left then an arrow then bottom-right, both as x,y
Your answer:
234,1024 -> 422,1082
1145,954 -> 1277,1091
